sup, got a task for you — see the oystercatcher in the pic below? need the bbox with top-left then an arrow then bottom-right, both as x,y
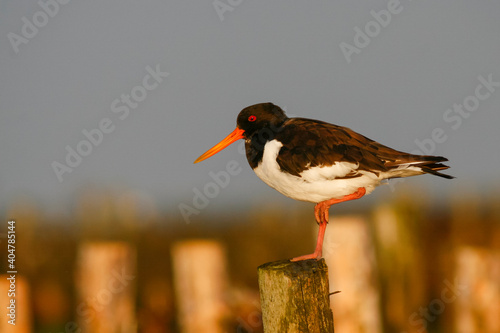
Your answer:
194,103 -> 453,261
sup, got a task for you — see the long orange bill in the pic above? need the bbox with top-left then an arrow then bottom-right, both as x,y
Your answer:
194,128 -> 245,163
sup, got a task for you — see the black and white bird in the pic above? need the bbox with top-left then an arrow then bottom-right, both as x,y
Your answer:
194,103 -> 453,261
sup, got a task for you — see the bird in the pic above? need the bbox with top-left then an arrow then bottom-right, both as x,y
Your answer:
194,103 -> 453,261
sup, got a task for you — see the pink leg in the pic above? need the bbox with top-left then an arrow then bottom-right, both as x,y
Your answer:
291,187 -> 366,261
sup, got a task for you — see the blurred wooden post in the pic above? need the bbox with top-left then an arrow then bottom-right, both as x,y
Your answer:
75,242 -> 137,333
257,259 -> 334,333
171,240 -> 229,333
323,215 -> 382,333
0,275 -> 32,333
373,205 -> 427,333
454,246 -> 500,333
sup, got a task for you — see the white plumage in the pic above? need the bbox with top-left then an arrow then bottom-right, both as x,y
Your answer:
253,140 -> 384,203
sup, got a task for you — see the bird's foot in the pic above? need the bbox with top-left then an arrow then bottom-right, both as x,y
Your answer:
290,251 -> 322,262
314,202 -> 330,224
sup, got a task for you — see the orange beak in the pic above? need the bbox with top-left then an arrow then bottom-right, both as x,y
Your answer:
194,128 -> 245,163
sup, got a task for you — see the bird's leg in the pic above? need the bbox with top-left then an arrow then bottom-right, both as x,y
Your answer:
291,187 -> 366,261
290,220 -> 327,261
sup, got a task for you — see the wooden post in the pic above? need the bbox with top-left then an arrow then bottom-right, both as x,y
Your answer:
75,242 -> 137,333
373,204 -> 427,332
257,259 -> 334,333
454,246 -> 500,333
171,240 -> 229,333
323,215 -> 382,333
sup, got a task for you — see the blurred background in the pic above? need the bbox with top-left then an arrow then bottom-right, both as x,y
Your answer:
1,1 -> 499,332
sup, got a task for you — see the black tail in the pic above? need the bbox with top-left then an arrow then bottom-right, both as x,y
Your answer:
384,154 -> 454,179
409,156 -> 454,179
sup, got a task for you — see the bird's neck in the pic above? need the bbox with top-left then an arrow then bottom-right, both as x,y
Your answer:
245,126 -> 283,169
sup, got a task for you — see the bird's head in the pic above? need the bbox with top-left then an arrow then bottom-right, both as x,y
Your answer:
194,103 -> 287,163
236,103 -> 287,137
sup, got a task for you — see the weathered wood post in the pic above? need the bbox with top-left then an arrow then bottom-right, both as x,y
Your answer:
257,259 -> 334,333
171,240 -> 229,333
325,215 -> 382,333
454,246 -> 500,333
75,242 -> 137,333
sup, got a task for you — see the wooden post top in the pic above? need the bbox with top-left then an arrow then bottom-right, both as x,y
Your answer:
258,259 -> 334,333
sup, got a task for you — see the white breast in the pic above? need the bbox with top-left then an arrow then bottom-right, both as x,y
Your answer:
253,140 -> 382,203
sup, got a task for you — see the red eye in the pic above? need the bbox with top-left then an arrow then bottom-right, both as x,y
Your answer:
248,115 -> 257,122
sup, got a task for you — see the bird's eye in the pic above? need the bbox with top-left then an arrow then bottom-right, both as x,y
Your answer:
248,115 -> 257,122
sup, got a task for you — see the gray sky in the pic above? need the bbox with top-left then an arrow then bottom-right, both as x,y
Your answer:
1,0 -> 499,220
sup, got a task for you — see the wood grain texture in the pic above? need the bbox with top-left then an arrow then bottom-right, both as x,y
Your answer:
258,259 -> 334,333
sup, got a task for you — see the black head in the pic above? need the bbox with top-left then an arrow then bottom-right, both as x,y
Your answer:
194,103 -> 288,164
236,103 -> 288,138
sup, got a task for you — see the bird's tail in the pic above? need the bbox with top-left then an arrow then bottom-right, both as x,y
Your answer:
384,155 -> 454,179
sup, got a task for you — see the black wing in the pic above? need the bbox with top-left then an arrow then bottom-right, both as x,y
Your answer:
275,118 -> 452,179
